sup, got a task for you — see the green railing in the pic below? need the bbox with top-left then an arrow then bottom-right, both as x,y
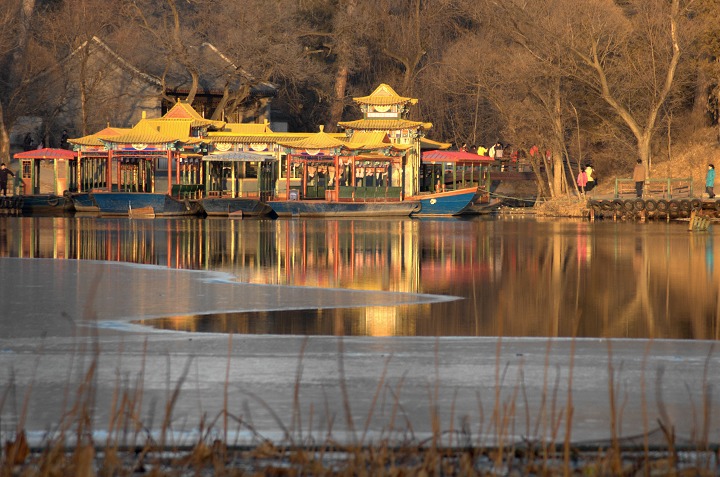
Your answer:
614,177 -> 693,199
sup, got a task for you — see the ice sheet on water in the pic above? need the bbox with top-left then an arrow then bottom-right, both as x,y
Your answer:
0,257 -> 458,339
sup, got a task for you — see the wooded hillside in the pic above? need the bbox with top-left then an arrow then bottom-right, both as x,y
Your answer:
0,0 -> 718,198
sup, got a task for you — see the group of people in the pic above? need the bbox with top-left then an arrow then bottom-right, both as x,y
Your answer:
22,130 -> 70,151
460,141 -> 507,160
576,164 -> 597,194
581,159 -> 718,200
632,159 -> 716,200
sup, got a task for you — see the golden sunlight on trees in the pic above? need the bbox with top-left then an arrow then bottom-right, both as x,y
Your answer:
0,0 -> 715,185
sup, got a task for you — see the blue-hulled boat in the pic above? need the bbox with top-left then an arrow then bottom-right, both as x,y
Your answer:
410,149 -> 494,216
91,192 -> 201,216
409,187 -> 481,216
268,199 -> 420,217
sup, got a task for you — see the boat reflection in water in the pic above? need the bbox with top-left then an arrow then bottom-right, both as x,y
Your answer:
1,216 -> 718,339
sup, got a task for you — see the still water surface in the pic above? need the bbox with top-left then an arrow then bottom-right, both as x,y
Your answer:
1,215 -> 718,339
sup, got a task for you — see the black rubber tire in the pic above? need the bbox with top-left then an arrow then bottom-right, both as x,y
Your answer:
690,198 -> 702,210
623,200 -> 635,212
668,200 -> 680,212
713,201 -> 720,212
633,199 -> 645,211
601,200 -> 614,211
679,199 -> 691,212
657,200 -> 669,212
613,199 -> 624,211
645,199 -> 657,212
589,200 -> 603,213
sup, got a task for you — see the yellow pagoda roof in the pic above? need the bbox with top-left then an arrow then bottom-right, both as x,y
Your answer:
352,84 -> 418,106
162,101 -> 226,129
144,118 -> 194,142
69,127 -> 131,147
338,118 -> 432,130
100,119 -> 178,144
223,122 -> 273,134
341,130 -> 408,151
276,126 -> 347,150
421,138 -> 452,150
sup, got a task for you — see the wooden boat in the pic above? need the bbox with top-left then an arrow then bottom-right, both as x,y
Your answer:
268,199 -> 420,217
465,194 -> 504,215
200,197 -> 275,217
12,148 -> 79,216
18,194 -> 74,216
91,192 -> 201,217
68,192 -> 99,213
128,205 -> 155,218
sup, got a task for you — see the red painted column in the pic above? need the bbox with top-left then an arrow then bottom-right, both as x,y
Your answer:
167,150 -> 173,195
108,151 -> 114,192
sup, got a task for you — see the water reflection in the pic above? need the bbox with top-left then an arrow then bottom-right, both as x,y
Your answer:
1,216 -> 718,339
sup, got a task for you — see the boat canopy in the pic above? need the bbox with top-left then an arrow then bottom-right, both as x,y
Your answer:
14,148 -> 77,160
202,151 -> 272,162
422,150 -> 494,163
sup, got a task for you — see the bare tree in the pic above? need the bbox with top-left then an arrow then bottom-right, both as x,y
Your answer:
0,0 -> 37,159
566,0 -> 687,173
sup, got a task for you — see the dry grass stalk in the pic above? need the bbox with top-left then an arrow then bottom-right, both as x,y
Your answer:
2,336 -> 719,475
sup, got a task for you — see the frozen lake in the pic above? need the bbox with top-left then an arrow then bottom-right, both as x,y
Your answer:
0,215 -> 718,447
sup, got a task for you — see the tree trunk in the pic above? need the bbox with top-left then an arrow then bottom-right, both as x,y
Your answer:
552,152 -> 564,196
327,0 -> 356,131
0,103 -> 9,162
327,63 -> 348,132
638,132 -> 652,175
210,84 -> 231,121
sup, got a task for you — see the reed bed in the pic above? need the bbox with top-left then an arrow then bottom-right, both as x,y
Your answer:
1,335 -> 718,476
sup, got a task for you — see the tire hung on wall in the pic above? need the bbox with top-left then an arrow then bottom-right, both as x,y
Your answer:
623,200 -> 635,212
690,198 -> 702,210
633,199 -> 646,211
657,200 -> 669,212
644,199 -> 657,212
601,200 -> 615,211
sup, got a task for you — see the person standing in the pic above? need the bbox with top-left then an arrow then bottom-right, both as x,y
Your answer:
585,164 -> 595,192
23,133 -> 33,151
0,163 -> 15,196
633,159 -> 646,198
60,129 -> 69,149
577,165 -> 588,194
477,144 -> 488,156
494,142 -> 504,160
706,164 -> 716,199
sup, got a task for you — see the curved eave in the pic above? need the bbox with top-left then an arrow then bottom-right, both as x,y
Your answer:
338,119 -> 432,130
354,98 -> 418,106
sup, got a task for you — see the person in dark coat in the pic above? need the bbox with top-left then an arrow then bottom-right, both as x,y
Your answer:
23,133 -> 33,151
0,163 -> 15,196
